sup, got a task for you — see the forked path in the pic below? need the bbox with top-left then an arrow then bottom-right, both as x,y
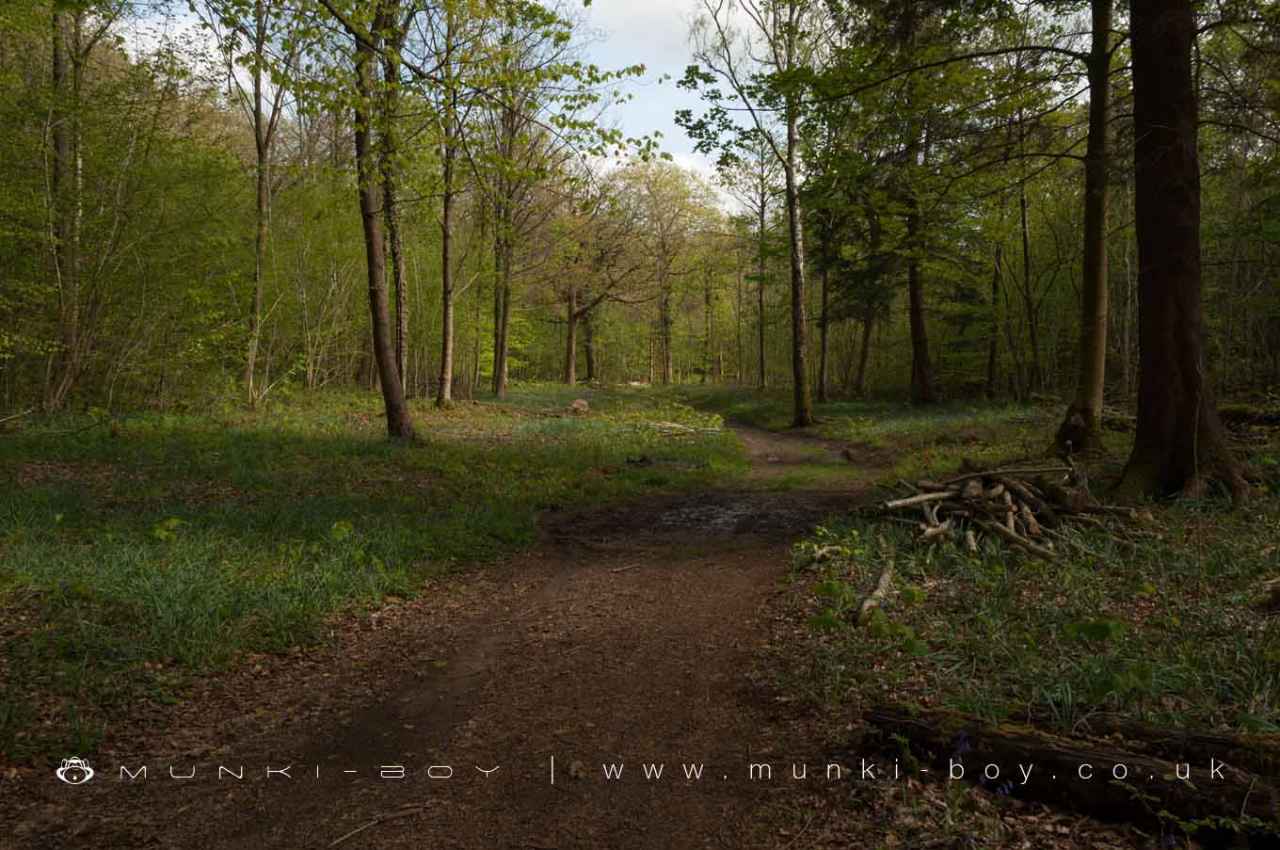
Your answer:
14,422 -> 875,849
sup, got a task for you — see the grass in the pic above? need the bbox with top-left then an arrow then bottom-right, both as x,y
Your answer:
0,384 -> 744,762
786,411 -> 1280,739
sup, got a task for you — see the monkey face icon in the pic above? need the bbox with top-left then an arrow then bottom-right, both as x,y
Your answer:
55,757 -> 94,785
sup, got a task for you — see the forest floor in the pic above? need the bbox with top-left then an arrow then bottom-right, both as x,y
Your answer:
1,386 -> 1277,849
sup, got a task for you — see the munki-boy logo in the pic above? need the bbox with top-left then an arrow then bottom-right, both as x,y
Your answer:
56,757 -> 95,785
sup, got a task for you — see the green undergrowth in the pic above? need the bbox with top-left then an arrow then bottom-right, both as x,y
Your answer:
790,426 -> 1280,739
0,384 -> 742,761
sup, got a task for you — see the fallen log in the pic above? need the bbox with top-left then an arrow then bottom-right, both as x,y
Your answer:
1064,713 -> 1280,781
862,706 -> 1280,833
857,565 -> 895,625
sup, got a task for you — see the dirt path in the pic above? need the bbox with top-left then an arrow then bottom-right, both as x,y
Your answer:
11,423 -> 877,850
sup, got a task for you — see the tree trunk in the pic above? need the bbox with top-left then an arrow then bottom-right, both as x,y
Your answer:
660,272 -> 673,385
1058,0 -> 1112,451
436,18 -> 457,409
1117,0 -> 1245,500
784,104 -> 813,427
381,34 -> 408,395
1019,176 -> 1043,393
492,195 -> 512,399
986,243 -> 1002,399
757,204 -> 768,390
907,206 -> 934,404
353,22 -> 413,440
817,265 -> 830,403
564,290 -> 577,385
47,9 -> 83,411
854,313 -> 873,397
703,272 -> 713,384
584,311 -> 596,382
243,0 -> 269,407
437,163 -> 454,406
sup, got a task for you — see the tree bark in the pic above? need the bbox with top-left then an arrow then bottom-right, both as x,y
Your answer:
380,24 -> 408,395
1117,0 -> 1245,499
757,202 -> 768,390
564,289 -> 577,385
659,270 -> 674,385
907,206 -> 934,404
436,8 -> 458,408
784,103 -> 813,426
583,311 -> 596,382
1058,0 -> 1112,450
47,8 -> 83,411
818,264 -> 830,403
986,243 -> 1002,399
353,17 -> 413,439
854,313 -> 873,397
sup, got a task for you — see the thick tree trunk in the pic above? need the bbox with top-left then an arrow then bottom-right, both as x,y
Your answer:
1059,0 -> 1113,451
784,105 -> 813,426
818,264 -> 830,403
353,23 -> 413,440
1117,0 -> 1245,500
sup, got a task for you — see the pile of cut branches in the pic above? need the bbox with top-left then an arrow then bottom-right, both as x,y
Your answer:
878,462 -> 1139,561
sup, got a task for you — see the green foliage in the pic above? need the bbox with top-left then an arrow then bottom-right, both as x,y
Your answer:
0,386 -> 744,761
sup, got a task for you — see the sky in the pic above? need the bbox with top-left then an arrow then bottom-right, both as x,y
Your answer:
576,0 -> 718,181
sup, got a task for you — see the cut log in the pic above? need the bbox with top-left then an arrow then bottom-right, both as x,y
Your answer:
862,706 -> 1280,833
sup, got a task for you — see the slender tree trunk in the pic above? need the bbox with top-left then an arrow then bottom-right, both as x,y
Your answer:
564,290 -> 577,385
1117,0 -> 1244,499
735,267 -> 744,384
784,103 -> 813,426
1058,0 -> 1112,450
660,271 -> 673,385
854,313 -> 873,397
986,243 -> 1002,399
906,205 -> 934,404
436,16 -> 457,408
380,34 -> 408,394
47,9 -> 83,410
584,312 -> 596,382
1018,177 -> 1043,393
491,197 -> 513,399
353,20 -> 413,439
437,161 -> 455,406
818,264 -> 830,403
243,0 -> 269,407
757,204 -> 767,390
703,271 -> 713,384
